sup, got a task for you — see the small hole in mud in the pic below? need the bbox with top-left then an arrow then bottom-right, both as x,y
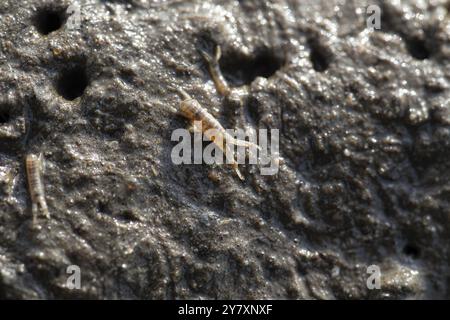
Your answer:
0,107 -> 11,124
403,243 -> 420,259
98,201 -> 110,215
309,40 -> 331,72
219,48 -> 284,87
34,8 -> 66,35
244,97 -> 261,124
56,66 -> 89,101
118,209 -> 140,222
405,37 -> 430,60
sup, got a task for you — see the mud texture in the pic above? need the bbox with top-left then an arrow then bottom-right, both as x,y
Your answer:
0,0 -> 449,299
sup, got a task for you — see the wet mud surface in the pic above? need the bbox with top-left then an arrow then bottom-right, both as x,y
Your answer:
0,0 -> 449,299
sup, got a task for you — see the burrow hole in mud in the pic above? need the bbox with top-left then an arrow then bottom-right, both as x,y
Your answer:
33,7 -> 67,35
405,37 -> 430,60
309,39 -> 331,72
98,201 -> 112,215
403,243 -> 421,259
56,65 -> 89,101
0,105 -> 12,124
244,96 -> 261,124
218,48 -> 285,87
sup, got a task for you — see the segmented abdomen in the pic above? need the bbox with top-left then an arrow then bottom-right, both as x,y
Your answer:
26,154 -> 44,201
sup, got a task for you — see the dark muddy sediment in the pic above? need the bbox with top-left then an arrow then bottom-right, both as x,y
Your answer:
0,0 -> 449,299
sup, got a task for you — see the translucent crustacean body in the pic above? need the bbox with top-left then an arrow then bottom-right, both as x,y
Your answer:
176,89 -> 259,180
200,46 -> 231,97
25,153 -> 49,223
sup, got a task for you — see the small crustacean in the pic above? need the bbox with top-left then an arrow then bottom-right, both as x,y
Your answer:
176,89 -> 259,180
25,153 -> 49,223
200,46 -> 231,97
